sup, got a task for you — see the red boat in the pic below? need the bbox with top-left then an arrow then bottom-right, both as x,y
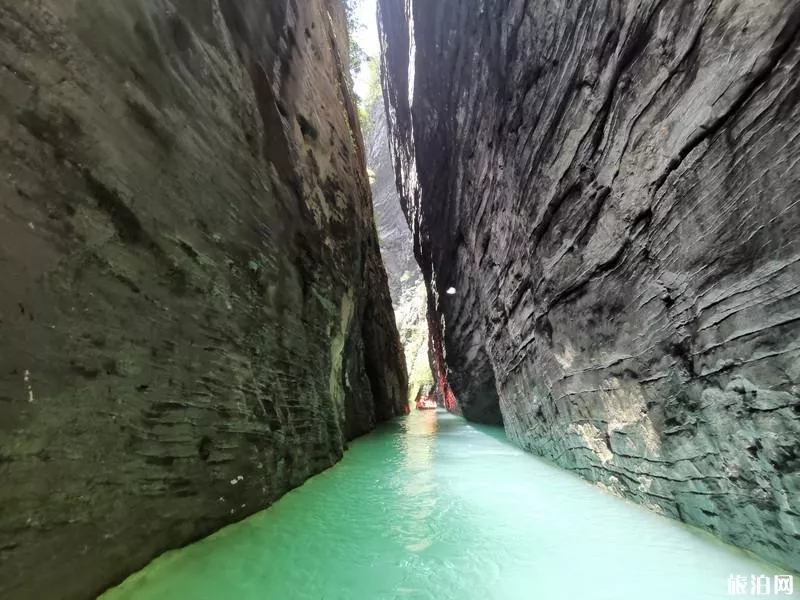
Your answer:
415,385 -> 438,410
416,396 -> 437,410
413,384 -> 438,410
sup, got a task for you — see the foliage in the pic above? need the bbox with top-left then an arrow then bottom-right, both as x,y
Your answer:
342,0 -> 367,81
358,104 -> 370,136
364,57 -> 381,108
341,3 -> 384,149
357,57 -> 381,137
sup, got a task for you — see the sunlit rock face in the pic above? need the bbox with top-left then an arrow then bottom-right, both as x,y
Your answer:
367,98 -> 418,304
366,92 -> 431,402
0,1 -> 406,598
379,0 -> 800,571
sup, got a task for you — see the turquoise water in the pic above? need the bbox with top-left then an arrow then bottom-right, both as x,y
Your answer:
102,409 -> 790,599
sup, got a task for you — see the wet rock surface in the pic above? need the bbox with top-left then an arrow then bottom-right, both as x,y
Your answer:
380,0 -> 800,570
0,1 -> 406,598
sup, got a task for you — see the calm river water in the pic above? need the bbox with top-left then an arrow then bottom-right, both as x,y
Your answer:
101,409 -> 790,599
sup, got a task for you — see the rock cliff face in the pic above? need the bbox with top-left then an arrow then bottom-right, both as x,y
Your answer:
0,1 -> 406,598
366,98 -> 418,304
366,94 -> 430,401
379,0 -> 800,571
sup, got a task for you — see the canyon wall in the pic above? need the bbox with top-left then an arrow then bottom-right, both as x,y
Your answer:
0,1 -> 407,598
367,96 -> 418,305
366,93 -> 431,402
379,0 -> 800,571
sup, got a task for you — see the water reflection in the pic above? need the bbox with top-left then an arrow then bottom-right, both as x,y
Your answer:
397,409 -> 439,552
101,410 -> 787,600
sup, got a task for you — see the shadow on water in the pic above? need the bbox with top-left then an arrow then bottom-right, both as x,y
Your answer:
378,408 -> 500,437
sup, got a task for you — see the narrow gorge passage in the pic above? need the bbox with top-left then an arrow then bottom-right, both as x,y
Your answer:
379,0 -> 800,577
102,410 -> 782,600
0,0 -> 798,598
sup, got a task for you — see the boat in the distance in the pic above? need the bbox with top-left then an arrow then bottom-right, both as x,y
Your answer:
414,385 -> 438,410
416,396 -> 437,410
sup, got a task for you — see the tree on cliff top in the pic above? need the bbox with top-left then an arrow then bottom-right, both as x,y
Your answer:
343,0 -> 367,82
358,58 -> 381,136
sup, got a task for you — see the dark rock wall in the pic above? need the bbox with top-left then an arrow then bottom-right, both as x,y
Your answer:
380,0 -> 800,570
0,1 -> 406,598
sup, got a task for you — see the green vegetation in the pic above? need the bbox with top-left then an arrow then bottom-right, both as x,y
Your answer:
363,58 -> 381,108
358,58 -> 382,136
342,2 -> 383,138
358,104 -> 370,135
342,0 -> 367,84
407,339 -> 434,402
394,280 -> 434,402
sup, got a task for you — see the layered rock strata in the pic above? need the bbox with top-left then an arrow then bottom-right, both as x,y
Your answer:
0,1 -> 406,598
380,0 -> 800,570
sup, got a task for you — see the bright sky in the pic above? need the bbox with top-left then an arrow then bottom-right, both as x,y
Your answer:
353,0 -> 379,101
